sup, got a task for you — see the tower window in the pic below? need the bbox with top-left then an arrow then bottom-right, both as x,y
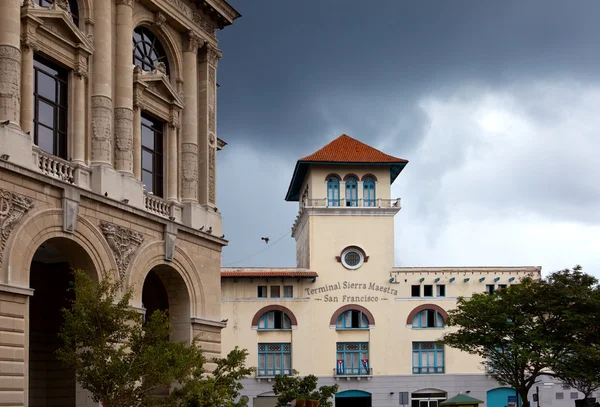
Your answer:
362,175 -> 376,206
326,175 -> 341,206
341,248 -> 364,270
344,175 -> 358,206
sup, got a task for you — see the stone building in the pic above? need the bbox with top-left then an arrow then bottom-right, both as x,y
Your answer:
0,0 -> 239,405
220,135 -> 590,407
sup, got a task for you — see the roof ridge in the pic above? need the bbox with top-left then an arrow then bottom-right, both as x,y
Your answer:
298,134 -> 408,163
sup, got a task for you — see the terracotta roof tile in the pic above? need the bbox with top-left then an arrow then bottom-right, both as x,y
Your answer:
299,134 -> 408,163
221,268 -> 318,278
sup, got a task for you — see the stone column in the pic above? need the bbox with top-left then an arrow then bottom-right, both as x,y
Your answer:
114,0 -> 134,174
72,70 -> 86,164
167,122 -> 179,201
91,0 -> 113,165
181,32 -> 203,202
198,44 -> 220,207
20,39 -> 35,135
0,0 -> 22,125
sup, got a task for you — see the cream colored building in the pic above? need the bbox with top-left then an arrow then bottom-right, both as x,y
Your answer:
221,135 -> 553,407
0,0 -> 239,405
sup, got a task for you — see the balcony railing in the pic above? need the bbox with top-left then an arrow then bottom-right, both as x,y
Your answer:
333,367 -> 373,378
255,368 -> 294,378
33,148 -> 76,183
144,192 -> 173,218
302,198 -> 400,208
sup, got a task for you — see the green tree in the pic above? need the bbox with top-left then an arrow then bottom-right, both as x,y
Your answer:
442,267 -> 599,407
272,373 -> 338,407
57,269 -> 253,407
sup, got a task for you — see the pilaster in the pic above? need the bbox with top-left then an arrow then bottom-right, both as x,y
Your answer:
91,0 -> 113,165
181,31 -> 204,203
198,44 -> 220,207
0,0 -> 22,125
19,39 -> 35,135
167,123 -> 179,201
72,69 -> 87,164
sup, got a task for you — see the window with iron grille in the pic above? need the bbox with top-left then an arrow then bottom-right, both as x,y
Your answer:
132,26 -> 170,74
33,56 -> 68,159
412,342 -> 444,374
336,342 -> 369,375
257,343 -> 292,377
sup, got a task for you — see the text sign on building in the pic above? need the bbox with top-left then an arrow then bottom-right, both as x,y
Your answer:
306,280 -> 398,303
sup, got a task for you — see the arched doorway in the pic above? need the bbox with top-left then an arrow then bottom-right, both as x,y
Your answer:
336,389 -> 372,407
488,388 -> 519,407
141,265 -> 191,344
29,237 -> 98,407
411,389 -> 448,407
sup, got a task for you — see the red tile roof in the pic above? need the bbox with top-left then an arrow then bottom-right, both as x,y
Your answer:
221,268 -> 318,278
299,134 -> 408,164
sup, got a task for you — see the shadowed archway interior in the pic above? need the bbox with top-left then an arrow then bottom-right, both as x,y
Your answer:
29,237 -> 97,407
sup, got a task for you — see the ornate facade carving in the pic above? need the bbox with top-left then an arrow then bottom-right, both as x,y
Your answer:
170,109 -> 180,129
100,221 -> 144,278
193,12 -> 217,38
205,45 -> 221,66
184,31 -> 205,53
154,11 -> 167,28
181,143 -> 198,200
0,189 -> 34,267
115,0 -> 134,7
0,45 -> 22,123
91,96 -> 113,163
114,108 -> 134,172
208,148 -> 216,204
208,106 -> 216,132
50,0 -> 69,11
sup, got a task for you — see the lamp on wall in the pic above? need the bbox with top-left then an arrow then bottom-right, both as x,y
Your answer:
0,154 -> 9,161
464,278 -> 470,282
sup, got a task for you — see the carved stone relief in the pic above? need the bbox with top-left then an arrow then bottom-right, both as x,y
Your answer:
181,143 -> 198,200
114,108 -> 134,172
100,221 -> 144,278
208,148 -> 215,204
115,0 -> 134,7
63,199 -> 79,233
184,31 -> 204,53
165,232 -> 176,261
91,96 -> 113,163
193,11 -> 216,38
51,0 -> 69,11
205,45 -> 221,66
0,45 -> 22,123
208,106 -> 216,132
0,189 -> 34,267
154,11 -> 167,28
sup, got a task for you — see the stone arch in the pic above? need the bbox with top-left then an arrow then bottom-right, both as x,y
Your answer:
361,173 -> 378,181
343,173 -> 359,181
329,304 -> 375,326
5,209 -> 116,286
324,173 -> 342,181
406,304 -> 449,325
251,305 -> 298,328
128,241 -> 205,317
132,11 -> 183,83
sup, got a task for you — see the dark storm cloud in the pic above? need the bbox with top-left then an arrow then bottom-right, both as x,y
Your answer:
217,0 -> 600,153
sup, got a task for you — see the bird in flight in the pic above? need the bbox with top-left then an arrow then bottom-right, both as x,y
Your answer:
261,237 -> 270,244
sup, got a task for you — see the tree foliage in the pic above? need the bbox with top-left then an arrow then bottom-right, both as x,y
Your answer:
272,373 -> 339,407
442,266 -> 599,406
57,269 -> 253,407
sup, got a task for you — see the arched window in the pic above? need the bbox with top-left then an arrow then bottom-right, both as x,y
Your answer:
327,175 -> 340,207
132,26 -> 170,75
344,175 -> 358,207
258,310 -> 292,330
412,309 -> 445,328
336,309 -> 369,329
363,176 -> 376,207
34,0 -> 80,26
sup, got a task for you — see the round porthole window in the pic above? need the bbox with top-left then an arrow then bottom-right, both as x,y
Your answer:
342,248 -> 364,270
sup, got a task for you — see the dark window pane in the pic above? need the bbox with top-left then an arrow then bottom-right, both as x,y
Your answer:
37,71 -> 56,100
142,126 -> 154,149
142,150 -> 153,171
411,285 -> 420,297
37,101 -> 54,127
424,285 -> 433,297
58,108 -> 67,132
36,125 -> 54,154
142,170 -> 153,193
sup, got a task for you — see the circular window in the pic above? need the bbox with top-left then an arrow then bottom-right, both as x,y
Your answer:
342,248 -> 364,270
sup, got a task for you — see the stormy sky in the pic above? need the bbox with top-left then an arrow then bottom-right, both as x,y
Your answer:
214,1 -> 600,276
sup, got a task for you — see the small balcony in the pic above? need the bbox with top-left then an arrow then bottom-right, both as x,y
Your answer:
302,197 -> 400,208
333,367 -> 373,380
255,368 -> 294,382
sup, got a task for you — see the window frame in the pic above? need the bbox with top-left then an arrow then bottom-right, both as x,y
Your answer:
257,285 -> 267,298
486,284 -> 495,295
336,310 -> 369,330
423,285 -> 434,297
336,342 -> 369,375
257,343 -> 292,377
270,285 -> 280,298
132,26 -> 170,75
344,175 -> 358,207
436,284 -> 446,297
412,309 -> 445,329
412,342 -> 445,374
411,285 -> 421,297
326,176 -> 341,207
33,55 -> 69,159
141,112 -> 165,197
257,310 -> 292,331
362,176 -> 376,207
283,285 -> 293,298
